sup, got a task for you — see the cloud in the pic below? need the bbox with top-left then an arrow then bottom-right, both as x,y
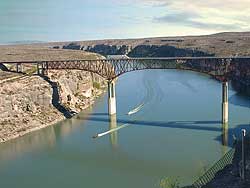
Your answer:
111,0 -> 250,31
139,0 -> 250,10
147,0 -> 250,31
154,12 -> 239,30
155,12 -> 200,23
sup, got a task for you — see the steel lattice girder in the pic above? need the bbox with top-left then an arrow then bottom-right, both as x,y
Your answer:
1,57 -> 250,81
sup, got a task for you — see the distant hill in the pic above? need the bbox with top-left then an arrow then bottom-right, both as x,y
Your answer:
1,32 -> 250,61
0,40 -> 46,45
41,31 -> 250,57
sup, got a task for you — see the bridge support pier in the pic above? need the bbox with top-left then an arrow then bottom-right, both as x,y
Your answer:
109,114 -> 118,148
37,62 -> 48,75
222,81 -> 229,124
16,63 -> 22,73
37,63 -> 43,75
108,80 -> 116,115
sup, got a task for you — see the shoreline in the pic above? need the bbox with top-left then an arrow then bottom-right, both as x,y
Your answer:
0,116 -> 64,144
198,135 -> 250,188
0,65 -> 106,144
0,89 -> 106,144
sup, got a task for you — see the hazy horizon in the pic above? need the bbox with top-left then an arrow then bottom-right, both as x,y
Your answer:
1,0 -> 250,44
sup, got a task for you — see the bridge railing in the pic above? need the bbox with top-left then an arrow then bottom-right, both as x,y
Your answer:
188,147 -> 235,188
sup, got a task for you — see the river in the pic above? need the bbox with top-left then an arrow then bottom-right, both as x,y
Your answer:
0,69 -> 249,188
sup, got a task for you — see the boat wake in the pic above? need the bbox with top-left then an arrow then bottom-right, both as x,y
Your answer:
94,72 -> 161,139
93,124 -> 129,138
127,103 -> 144,115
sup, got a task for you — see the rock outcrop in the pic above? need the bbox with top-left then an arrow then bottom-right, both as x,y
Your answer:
127,45 -> 213,57
61,43 -> 212,57
63,43 -> 81,50
82,44 -> 132,56
55,42 -> 250,95
0,69 -> 105,143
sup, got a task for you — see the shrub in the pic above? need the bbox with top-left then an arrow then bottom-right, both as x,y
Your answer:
93,81 -> 101,89
159,177 -> 180,188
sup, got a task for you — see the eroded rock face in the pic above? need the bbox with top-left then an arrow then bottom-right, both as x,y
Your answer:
127,45 -> 213,57
0,75 -> 57,143
62,43 -> 81,50
231,79 -> 250,95
60,43 -> 212,57
49,70 -> 106,113
84,44 -> 132,55
0,70 -> 105,143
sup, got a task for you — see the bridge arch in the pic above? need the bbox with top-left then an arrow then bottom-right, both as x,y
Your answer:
44,57 -> 240,81
2,56 -> 250,125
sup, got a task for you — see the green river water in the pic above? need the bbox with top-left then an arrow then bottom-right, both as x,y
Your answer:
0,69 -> 249,188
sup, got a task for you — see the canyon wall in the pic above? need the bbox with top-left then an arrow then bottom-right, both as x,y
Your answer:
59,43 -> 250,95
0,69 -> 105,143
62,43 -> 213,57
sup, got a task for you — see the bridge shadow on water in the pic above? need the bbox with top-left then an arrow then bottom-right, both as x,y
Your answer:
79,113 -> 250,147
229,93 -> 250,108
40,75 -> 73,118
87,112 -> 109,116
78,114 -> 221,132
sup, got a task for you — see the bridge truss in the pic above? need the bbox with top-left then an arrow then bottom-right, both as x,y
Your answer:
1,57 -> 250,81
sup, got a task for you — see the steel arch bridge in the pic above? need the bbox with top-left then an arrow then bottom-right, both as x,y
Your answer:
1,56 -> 250,123
2,57 -> 250,81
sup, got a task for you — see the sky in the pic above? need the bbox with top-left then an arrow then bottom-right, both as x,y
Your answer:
0,0 -> 250,43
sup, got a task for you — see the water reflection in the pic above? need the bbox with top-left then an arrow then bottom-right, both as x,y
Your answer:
213,123 -> 250,149
82,114 -> 249,149
109,115 -> 118,149
0,69 -> 249,188
0,126 -> 56,161
221,123 -> 229,155
0,110 -> 93,162
221,123 -> 229,146
229,93 -> 250,108
79,116 -> 221,132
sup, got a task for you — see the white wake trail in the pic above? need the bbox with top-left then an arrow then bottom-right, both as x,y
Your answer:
127,103 -> 144,115
93,124 -> 129,139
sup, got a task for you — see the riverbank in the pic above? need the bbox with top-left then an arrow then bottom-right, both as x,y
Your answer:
0,69 -> 106,143
202,135 -> 250,188
0,47 -> 106,143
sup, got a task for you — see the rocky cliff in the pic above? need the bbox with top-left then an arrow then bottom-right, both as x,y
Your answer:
83,44 -> 132,56
0,46 -> 109,143
127,45 -> 212,57
0,65 -> 105,143
47,32 -> 250,57
60,43 -> 213,57
55,40 -> 250,95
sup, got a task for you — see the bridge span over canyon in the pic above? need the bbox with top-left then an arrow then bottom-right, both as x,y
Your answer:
1,56 -> 250,125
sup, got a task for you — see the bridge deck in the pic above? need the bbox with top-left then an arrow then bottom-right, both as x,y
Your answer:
1,56 -> 250,64
1,57 -> 250,81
